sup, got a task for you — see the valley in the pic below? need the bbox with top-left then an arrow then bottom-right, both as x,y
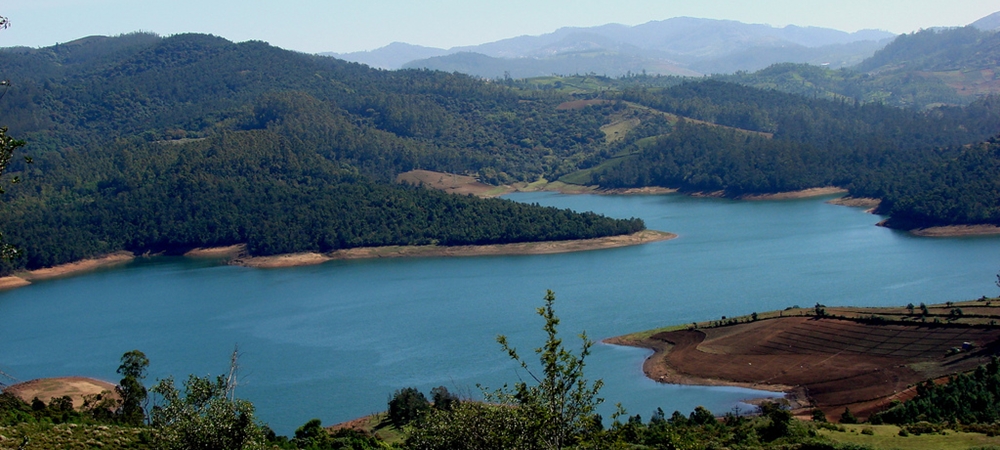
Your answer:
1,7 -> 1000,449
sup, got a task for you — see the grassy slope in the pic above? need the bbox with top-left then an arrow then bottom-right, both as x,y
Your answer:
821,424 -> 1000,450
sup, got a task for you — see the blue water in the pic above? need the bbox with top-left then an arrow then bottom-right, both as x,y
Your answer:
2,192 -> 999,434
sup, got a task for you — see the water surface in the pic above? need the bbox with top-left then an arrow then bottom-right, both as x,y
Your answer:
2,192 -> 999,434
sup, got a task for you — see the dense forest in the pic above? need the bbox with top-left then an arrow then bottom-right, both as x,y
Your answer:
870,357 -> 1000,426
2,29 -> 1000,273
580,81 -> 1000,226
0,33 -> 648,274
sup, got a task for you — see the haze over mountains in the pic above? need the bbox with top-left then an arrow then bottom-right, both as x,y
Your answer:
324,16 -> 896,78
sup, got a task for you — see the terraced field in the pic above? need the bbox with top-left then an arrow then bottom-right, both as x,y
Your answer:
621,311 -> 1000,421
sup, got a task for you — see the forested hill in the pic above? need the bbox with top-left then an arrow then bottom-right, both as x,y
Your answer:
0,33 -> 647,273
574,81 -> 1000,227
0,32 -> 623,184
1,31 -> 999,272
718,26 -> 1000,108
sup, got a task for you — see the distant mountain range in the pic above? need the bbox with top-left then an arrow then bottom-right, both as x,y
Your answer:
322,17 -> 896,77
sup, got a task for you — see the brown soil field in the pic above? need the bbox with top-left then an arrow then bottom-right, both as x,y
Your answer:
555,99 -> 612,110
184,244 -> 247,258
610,315 -> 1000,421
4,377 -> 117,409
395,169 -> 511,197
826,196 -> 881,210
234,230 -> 676,268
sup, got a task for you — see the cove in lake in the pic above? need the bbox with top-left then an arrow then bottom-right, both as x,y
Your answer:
2,192 -> 1000,435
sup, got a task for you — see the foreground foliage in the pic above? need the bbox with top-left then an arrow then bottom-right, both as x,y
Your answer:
870,357 -> 1000,426
150,373 -> 267,449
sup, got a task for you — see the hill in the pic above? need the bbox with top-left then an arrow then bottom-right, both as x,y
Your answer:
320,42 -> 449,70
2,30 -> 1000,272
721,24 -> 1000,109
0,33 -> 650,274
335,17 -> 893,77
972,11 -> 1000,31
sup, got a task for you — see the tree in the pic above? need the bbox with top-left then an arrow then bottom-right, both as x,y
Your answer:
116,349 -> 149,426
430,386 -> 459,411
150,350 -> 266,450
840,407 -> 858,424
493,289 -> 605,450
407,290 -> 604,449
0,15 -> 30,261
758,401 -> 792,441
388,387 -> 430,428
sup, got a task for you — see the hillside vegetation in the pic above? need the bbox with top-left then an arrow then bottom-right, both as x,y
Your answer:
0,33 -> 648,274
560,81 -> 1000,227
2,28 -> 1000,273
721,26 -> 1000,109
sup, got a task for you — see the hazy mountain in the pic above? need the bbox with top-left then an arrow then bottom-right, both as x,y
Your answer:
337,17 -> 894,77
404,50 -> 699,79
855,26 -> 999,73
971,11 -> 1000,31
718,23 -> 1000,109
321,42 -> 448,70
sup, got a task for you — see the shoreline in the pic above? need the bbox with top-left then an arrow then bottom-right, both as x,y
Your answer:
601,335 -> 794,395
4,377 -> 117,409
232,229 -> 676,268
604,302 -> 1000,419
907,224 -> 1000,237
826,196 -> 880,210
0,231 -> 675,289
737,186 -> 847,201
0,251 -> 136,291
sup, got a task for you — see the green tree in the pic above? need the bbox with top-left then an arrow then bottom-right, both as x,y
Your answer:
387,387 -> 430,429
840,407 -> 858,424
493,289 -> 605,450
430,386 -> 459,412
292,418 -> 331,448
0,15 -> 30,260
406,401 -> 535,449
995,269 -> 1000,296
758,401 -> 792,441
116,349 -> 149,426
407,290 -> 604,449
150,373 -> 266,450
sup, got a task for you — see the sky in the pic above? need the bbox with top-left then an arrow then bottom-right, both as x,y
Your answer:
2,0 -> 998,54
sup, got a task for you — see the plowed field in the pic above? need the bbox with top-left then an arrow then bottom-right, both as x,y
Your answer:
622,316 -> 1000,420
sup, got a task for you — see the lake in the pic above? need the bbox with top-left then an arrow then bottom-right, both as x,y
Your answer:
2,192 -> 999,435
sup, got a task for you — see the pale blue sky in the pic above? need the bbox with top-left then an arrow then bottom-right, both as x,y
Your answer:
3,0 -> 998,54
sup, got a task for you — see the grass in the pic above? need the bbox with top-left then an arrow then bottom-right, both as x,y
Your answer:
0,422 -> 147,449
331,412 -> 407,445
599,119 -> 640,143
820,424 -> 1000,450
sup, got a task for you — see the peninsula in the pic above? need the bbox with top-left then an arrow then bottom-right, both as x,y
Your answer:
607,300 -> 1000,421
